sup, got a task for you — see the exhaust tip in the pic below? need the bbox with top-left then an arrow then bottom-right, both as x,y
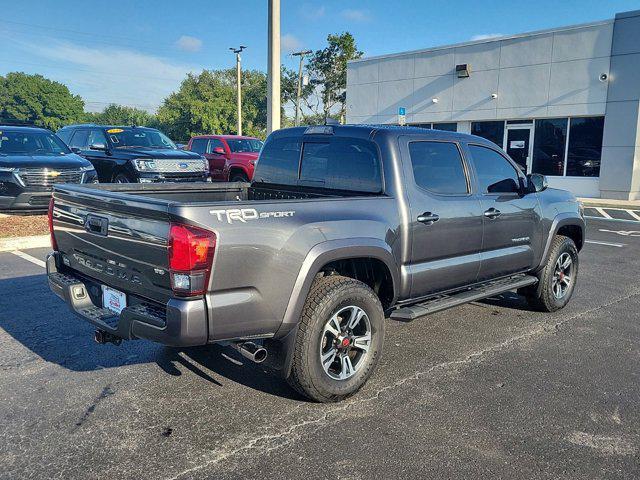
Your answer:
253,347 -> 268,363
232,341 -> 268,363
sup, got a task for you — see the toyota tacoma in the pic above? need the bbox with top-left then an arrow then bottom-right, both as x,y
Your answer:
47,125 -> 584,402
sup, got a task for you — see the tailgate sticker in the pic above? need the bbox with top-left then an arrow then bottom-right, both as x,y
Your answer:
209,208 -> 295,224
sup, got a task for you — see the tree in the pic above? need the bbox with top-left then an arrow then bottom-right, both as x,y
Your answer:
156,68 -> 275,141
84,104 -> 155,127
307,33 -> 362,123
281,65 -> 314,125
0,72 -> 84,130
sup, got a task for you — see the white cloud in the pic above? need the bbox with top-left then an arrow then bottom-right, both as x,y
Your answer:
470,33 -> 504,41
341,9 -> 371,22
175,35 -> 203,52
16,39 -> 199,112
300,5 -> 325,20
281,34 -> 303,53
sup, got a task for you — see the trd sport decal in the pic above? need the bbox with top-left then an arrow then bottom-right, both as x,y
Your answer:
209,208 -> 295,223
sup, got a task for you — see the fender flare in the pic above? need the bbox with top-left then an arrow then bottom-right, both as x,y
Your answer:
275,238 -> 399,377
227,163 -> 250,179
536,212 -> 585,271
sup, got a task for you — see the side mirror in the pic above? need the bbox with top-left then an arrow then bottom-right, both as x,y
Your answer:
527,173 -> 548,193
212,146 -> 226,155
89,143 -> 108,151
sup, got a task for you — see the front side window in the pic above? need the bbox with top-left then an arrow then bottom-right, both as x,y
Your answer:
0,130 -> 70,156
227,138 -> 263,153
566,117 -> 604,177
107,128 -> 176,150
88,129 -> 108,147
469,144 -> 521,194
471,121 -> 505,148
299,138 -> 382,193
208,139 -> 225,153
532,118 -> 567,176
68,129 -> 89,149
409,141 -> 468,194
189,138 -> 208,154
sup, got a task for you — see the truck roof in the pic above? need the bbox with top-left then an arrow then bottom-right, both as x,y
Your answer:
0,125 -> 52,133
269,124 -> 496,147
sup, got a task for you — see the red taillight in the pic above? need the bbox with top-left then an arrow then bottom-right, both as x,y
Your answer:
48,198 -> 58,251
168,223 -> 216,296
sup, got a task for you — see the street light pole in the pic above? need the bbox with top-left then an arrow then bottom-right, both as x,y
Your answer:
292,50 -> 312,127
229,46 -> 246,136
267,0 -> 280,134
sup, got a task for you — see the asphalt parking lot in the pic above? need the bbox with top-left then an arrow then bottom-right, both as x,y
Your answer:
1,217 -> 639,480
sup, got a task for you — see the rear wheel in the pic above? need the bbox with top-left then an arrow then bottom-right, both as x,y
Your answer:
287,275 -> 384,402
522,235 -> 578,312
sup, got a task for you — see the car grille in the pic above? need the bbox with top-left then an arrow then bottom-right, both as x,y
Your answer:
153,159 -> 207,173
17,168 -> 84,187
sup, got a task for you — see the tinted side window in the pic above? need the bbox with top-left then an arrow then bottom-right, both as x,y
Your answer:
299,138 -> 382,193
469,145 -> 521,194
68,129 -> 89,149
208,139 -> 225,153
57,129 -> 72,145
190,138 -> 208,154
409,142 -> 468,194
253,137 -> 301,185
88,129 -> 108,147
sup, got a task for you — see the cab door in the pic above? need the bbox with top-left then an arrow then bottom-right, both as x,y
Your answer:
207,138 -> 229,181
400,137 -> 484,298
82,129 -> 112,182
465,143 -> 542,281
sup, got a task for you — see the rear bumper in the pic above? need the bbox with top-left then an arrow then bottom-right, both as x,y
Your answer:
46,252 -> 208,346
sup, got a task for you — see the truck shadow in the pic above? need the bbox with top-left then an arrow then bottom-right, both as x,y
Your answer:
0,273 -> 303,400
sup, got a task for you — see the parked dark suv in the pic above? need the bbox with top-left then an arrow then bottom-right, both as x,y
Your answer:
57,125 -> 209,183
0,125 -> 97,211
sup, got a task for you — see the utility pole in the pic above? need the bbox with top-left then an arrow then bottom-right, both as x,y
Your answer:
267,0 -> 280,134
229,45 -> 246,136
292,50 -> 312,127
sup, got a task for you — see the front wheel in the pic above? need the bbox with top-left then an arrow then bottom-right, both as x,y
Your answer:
522,235 -> 579,312
286,275 -> 385,402
113,173 -> 133,184
230,172 -> 249,182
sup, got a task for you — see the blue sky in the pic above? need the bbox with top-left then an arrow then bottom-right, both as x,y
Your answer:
1,0 -> 638,112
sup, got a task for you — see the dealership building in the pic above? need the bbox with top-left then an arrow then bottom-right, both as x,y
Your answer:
346,9 -> 640,199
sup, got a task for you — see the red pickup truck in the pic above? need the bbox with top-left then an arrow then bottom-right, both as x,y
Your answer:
186,135 -> 263,182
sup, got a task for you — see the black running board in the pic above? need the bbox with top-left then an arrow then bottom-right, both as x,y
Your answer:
391,274 -> 538,322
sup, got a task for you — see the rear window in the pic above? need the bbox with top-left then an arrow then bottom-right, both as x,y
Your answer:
254,136 -> 382,193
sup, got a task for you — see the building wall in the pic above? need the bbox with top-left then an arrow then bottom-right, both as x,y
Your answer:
346,21 -> 614,125
346,14 -> 640,199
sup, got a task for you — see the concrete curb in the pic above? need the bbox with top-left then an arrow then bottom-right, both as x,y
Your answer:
578,198 -> 640,210
0,235 -> 50,252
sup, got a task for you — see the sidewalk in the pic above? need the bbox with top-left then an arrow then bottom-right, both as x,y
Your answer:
578,197 -> 640,210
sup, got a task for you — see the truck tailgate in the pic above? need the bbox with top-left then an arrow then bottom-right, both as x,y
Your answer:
51,185 -> 173,305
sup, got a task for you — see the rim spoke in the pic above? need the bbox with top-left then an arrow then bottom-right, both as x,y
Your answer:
561,276 -> 571,287
325,315 -> 341,338
347,307 -> 365,330
561,255 -> 572,270
321,348 -> 337,371
339,355 -> 355,380
352,333 -> 371,353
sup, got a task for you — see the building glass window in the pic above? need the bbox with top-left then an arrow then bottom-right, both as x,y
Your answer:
471,121 -> 504,147
566,117 -> 604,177
411,123 -> 432,129
409,141 -> 468,194
532,118 -> 567,176
432,122 -> 457,132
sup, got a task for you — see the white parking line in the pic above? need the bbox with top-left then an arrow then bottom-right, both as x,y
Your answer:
595,207 -> 613,219
585,240 -> 625,248
10,250 -> 46,268
627,210 -> 640,221
585,216 -> 640,224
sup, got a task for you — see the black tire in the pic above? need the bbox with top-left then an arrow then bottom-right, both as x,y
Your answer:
287,275 -> 385,403
230,172 -> 249,182
522,235 -> 579,312
113,173 -> 132,183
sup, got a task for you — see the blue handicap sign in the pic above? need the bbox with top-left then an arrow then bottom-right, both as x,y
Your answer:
398,107 -> 406,116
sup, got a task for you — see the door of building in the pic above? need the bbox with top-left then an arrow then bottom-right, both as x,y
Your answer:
504,126 -> 533,174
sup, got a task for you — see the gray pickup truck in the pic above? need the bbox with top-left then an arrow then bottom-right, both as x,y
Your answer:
47,125 -> 584,402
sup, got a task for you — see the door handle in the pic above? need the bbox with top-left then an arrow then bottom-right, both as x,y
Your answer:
417,212 -> 440,225
484,208 -> 501,219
